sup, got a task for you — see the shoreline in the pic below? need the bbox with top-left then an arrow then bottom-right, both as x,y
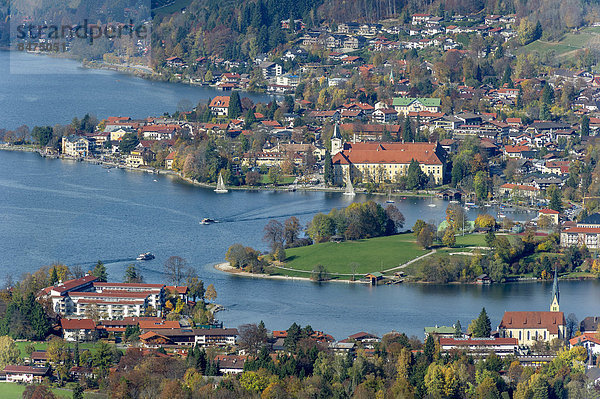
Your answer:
0,145 -> 441,197
213,262 -> 364,284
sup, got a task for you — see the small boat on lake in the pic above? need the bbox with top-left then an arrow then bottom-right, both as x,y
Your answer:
136,252 -> 155,261
200,218 -> 216,225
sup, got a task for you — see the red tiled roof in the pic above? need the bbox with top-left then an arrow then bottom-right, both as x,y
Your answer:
165,286 -> 188,294
569,332 -> 600,347
333,142 -> 443,166
94,282 -> 165,289
539,208 -> 559,214
70,291 -> 153,298
51,275 -> 97,295
61,318 -> 96,330
273,330 -> 287,338
562,227 -> 600,234
139,320 -> 180,330
499,311 -> 565,334
209,96 -> 230,108
504,145 -> 531,153
500,183 -> 538,191
3,365 -> 49,375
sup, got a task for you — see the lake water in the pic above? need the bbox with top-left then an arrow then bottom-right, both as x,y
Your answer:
1,150 -> 598,339
0,51 -> 277,130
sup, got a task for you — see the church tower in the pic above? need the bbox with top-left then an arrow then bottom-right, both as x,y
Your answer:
331,123 -> 343,156
550,267 -> 560,312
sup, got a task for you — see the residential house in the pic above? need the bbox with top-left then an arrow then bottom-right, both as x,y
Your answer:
371,108 -> 398,123
166,57 -> 185,67
209,96 -> 231,117
392,97 -> 441,116
569,333 -> 600,355
538,208 -> 559,225
165,152 -> 176,169
214,355 -> 246,374
126,148 -> 155,167
580,316 -> 600,332
424,326 -> 457,339
61,318 -> 97,342
3,365 -> 50,383
498,183 -> 540,199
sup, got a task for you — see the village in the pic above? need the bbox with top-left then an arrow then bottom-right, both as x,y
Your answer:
0,264 -> 597,397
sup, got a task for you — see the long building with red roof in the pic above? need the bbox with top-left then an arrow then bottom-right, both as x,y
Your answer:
331,141 -> 446,185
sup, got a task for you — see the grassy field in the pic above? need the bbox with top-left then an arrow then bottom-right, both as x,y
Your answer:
0,383 -> 107,399
283,233 -> 428,276
259,175 -> 296,185
14,341 -> 98,358
519,27 -> 600,59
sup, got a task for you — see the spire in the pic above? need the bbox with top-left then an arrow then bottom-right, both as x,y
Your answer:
550,266 -> 559,312
389,70 -> 395,85
332,123 -> 342,139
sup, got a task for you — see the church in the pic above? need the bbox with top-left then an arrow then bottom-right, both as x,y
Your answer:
497,269 -> 566,346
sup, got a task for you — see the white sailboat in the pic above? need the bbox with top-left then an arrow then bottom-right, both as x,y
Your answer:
214,172 -> 228,193
343,169 -> 355,196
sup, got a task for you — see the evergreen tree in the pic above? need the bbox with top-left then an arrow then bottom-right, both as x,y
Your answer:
228,91 -> 243,119
472,307 -> 492,337
74,341 -> 80,367
406,160 -> 427,190
454,320 -> 462,337
549,186 -> 563,212
49,267 -> 59,285
323,151 -> 333,185
581,115 -> 590,136
403,117 -> 413,142
92,261 -> 108,282
424,334 -> 435,362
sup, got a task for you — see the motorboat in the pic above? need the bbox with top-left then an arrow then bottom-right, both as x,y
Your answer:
200,218 -> 216,225
136,252 -> 155,260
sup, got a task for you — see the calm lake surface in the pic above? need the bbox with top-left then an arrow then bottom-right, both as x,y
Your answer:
0,51 -> 276,130
1,51 -> 599,339
1,150 -> 599,339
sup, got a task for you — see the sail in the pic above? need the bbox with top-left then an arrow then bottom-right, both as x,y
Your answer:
215,172 -> 228,193
343,168 -> 355,196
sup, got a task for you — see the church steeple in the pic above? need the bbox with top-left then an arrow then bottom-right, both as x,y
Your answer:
550,267 -> 559,312
331,123 -> 343,156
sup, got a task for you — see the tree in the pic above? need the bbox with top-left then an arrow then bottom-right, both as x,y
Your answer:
548,185 -> 563,212
0,336 -> 20,370
349,262 -> 360,281
118,132 -> 139,154
475,214 -> 496,230
403,117 -> 413,142
268,166 -> 281,185
581,115 -> 590,136
323,151 -> 333,185
245,170 -> 260,186
566,313 -> 578,339
442,228 -> 456,247
186,272 -> 205,302
92,261 -> 107,282
238,323 -> 268,354
406,160 -> 428,190
205,284 -> 217,302
124,264 -> 143,283
23,385 -> 57,399
413,219 -> 427,237
385,204 -> 405,234
472,307 -> 492,337
307,213 -> 336,242
446,203 -> 466,232
284,216 -> 301,246
31,126 -> 53,147
473,171 -> 489,201
263,219 -> 284,252
49,266 -> 59,285
228,91 -> 242,119
311,264 -> 330,281
72,383 -> 84,399
164,256 -> 187,285
454,320 -> 462,337
417,224 -> 435,249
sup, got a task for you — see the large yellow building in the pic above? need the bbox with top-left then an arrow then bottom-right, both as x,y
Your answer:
331,142 -> 446,185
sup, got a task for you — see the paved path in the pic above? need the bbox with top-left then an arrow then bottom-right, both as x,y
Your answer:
381,250 -> 436,273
